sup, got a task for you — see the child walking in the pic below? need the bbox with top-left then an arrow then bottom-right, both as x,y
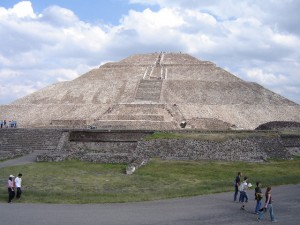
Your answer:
240,177 -> 249,210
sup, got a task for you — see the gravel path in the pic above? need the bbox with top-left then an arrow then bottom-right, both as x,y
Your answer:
0,184 -> 299,225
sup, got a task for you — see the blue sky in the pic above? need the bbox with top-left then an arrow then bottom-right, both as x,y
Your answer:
0,0 -> 157,24
0,0 -> 300,104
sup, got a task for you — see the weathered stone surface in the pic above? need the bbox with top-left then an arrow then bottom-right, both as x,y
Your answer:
1,53 -> 299,130
286,147 -> 300,156
0,129 -> 63,160
256,121 -> 300,131
36,152 -> 69,162
134,138 -> 284,162
126,159 -> 149,175
1,129 -> 299,163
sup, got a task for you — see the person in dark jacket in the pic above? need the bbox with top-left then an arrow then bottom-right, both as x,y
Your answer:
254,181 -> 263,214
234,172 -> 242,202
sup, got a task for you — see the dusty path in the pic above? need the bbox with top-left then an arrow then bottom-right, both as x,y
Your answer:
0,184 -> 299,225
0,151 -> 43,168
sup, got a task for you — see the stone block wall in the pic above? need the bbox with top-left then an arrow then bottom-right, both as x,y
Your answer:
1,129 -> 299,164
280,134 -> 300,147
134,136 -> 290,162
0,129 -> 63,160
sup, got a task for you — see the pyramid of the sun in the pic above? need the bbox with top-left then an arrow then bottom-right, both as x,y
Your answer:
1,52 -> 300,130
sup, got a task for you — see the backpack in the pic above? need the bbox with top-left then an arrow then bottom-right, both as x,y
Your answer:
255,193 -> 263,200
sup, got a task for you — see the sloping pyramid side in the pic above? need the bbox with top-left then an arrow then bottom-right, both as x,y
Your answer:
0,53 -> 299,129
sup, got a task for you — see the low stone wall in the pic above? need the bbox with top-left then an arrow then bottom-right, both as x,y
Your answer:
280,134 -> 300,147
69,130 -> 153,142
74,152 -> 132,164
0,129 -> 63,160
134,136 -> 290,162
60,133 -> 293,163
36,152 -> 69,162
1,129 -> 299,164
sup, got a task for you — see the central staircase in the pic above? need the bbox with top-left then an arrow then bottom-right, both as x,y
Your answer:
135,80 -> 163,102
94,104 -> 177,130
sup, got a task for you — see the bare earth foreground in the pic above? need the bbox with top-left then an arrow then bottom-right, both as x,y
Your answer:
0,184 -> 299,225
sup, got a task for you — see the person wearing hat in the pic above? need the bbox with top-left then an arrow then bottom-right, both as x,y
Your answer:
8,175 -> 15,203
15,173 -> 23,199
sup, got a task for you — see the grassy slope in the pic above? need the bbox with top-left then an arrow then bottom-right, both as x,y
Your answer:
1,158 -> 299,204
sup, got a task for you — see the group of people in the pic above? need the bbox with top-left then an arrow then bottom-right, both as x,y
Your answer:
0,120 -> 17,128
234,172 -> 277,222
7,173 -> 23,203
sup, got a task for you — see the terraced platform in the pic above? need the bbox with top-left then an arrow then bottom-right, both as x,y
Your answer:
0,52 -> 299,130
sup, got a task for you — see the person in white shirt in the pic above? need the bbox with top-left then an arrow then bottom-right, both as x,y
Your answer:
15,173 -> 22,199
240,177 -> 249,210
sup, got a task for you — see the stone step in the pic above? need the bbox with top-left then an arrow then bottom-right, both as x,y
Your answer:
94,120 -> 176,130
1,146 -> 57,150
107,104 -> 167,115
101,114 -> 165,121
135,95 -> 161,100
69,130 -> 151,142
0,129 -> 63,157
135,80 -> 163,102
138,83 -> 162,87
68,142 -> 138,153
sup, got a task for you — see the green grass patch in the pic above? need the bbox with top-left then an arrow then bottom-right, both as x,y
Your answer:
280,130 -> 300,135
0,158 -> 299,204
144,131 -> 279,142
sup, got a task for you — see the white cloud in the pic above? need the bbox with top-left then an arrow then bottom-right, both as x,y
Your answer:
243,68 -> 287,85
0,1 -> 300,104
0,1 -> 36,19
41,5 -> 79,26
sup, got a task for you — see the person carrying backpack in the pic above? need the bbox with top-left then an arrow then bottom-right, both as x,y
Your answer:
255,181 -> 263,214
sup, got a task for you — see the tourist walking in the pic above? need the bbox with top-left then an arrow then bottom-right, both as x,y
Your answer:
240,177 -> 249,210
258,186 -> 277,222
233,172 -> 242,202
254,181 -> 263,214
7,175 -> 15,203
15,173 -> 23,199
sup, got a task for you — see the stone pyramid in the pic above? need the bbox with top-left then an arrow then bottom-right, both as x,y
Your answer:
1,52 -> 300,130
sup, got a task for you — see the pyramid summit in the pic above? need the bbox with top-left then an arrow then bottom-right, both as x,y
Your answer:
1,52 -> 300,130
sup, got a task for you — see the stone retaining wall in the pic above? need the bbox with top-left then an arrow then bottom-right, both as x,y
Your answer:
0,129 -> 63,160
134,136 -> 290,162
1,129 -> 299,163
61,133 -> 294,163
280,134 -> 300,147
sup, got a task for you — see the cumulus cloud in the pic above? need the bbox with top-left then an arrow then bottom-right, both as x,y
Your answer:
0,1 -> 36,18
0,1 -> 111,104
243,68 -> 287,85
0,0 -> 299,104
